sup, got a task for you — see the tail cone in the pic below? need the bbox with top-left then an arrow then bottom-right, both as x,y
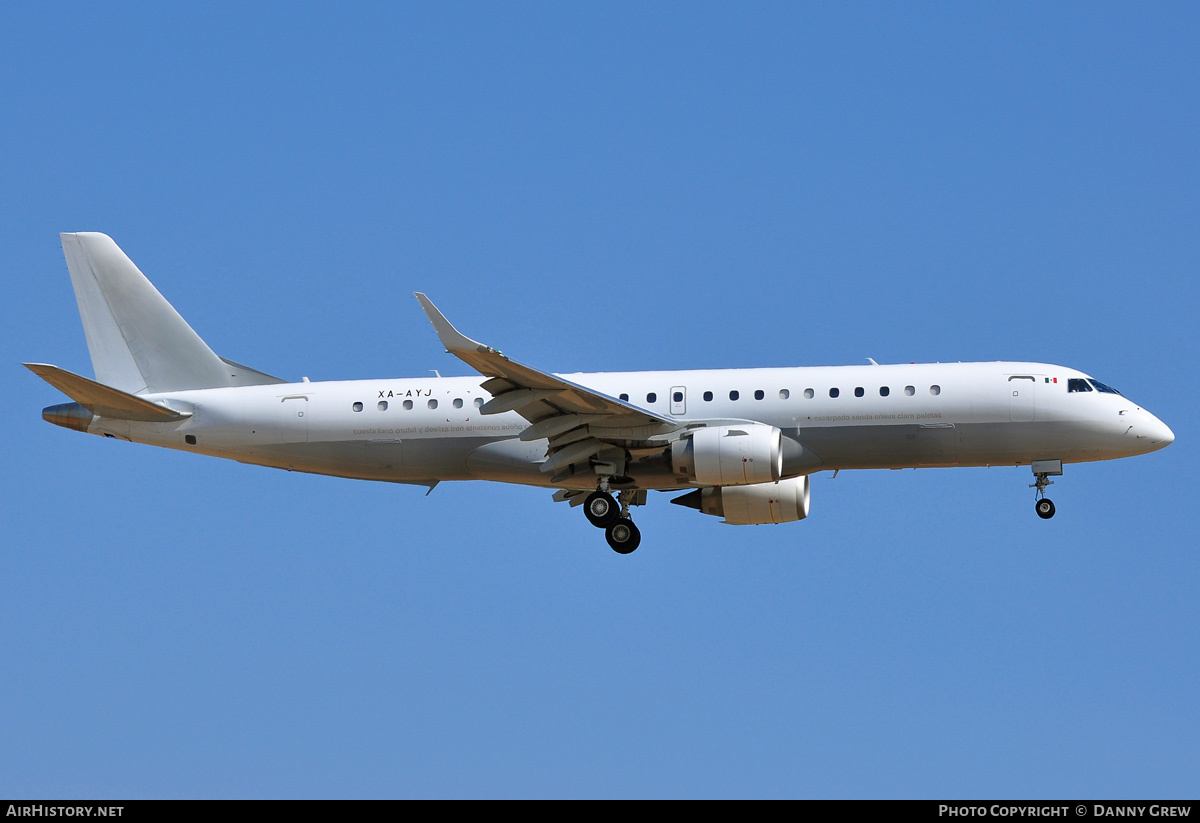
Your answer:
42,402 -> 94,432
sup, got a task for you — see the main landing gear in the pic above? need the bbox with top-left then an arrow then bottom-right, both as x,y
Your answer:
583,483 -> 642,554
1029,460 -> 1063,520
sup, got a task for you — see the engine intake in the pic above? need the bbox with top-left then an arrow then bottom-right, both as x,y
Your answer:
671,424 -> 782,486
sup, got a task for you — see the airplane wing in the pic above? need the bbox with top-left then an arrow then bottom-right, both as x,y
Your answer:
416,294 -> 680,481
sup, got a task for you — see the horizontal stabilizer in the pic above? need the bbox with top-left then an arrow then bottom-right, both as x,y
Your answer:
24,363 -> 190,422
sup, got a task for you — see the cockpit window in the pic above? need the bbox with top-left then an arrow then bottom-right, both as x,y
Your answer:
1088,379 -> 1121,395
1067,378 -> 1092,393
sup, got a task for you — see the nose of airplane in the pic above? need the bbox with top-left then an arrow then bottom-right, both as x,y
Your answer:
1141,411 -> 1175,450
1152,415 -> 1175,446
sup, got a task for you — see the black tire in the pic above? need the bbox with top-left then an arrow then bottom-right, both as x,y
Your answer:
584,491 -> 619,528
1035,498 -> 1056,519
606,518 -> 641,554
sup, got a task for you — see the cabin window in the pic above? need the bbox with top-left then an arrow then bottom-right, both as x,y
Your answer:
829,388 -> 840,398
673,391 -> 683,403
619,393 -> 629,401
453,398 -> 463,409
1068,378 -> 1092,393
854,387 -> 864,397
930,385 -> 941,396
377,401 -> 388,411
474,397 -> 484,408
803,388 -> 814,399
428,399 -> 438,410
703,391 -> 714,402
779,389 -> 790,400
754,390 -> 765,400
646,392 -> 657,403
729,390 -> 740,401
880,386 -> 890,397
905,386 -> 915,396
352,402 -> 363,412
403,400 -> 414,410
185,435 -> 197,445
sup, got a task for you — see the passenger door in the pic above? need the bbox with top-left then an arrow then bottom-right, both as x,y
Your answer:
279,395 -> 309,443
1008,376 -> 1035,422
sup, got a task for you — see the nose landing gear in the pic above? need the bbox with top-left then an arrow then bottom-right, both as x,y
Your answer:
1029,460 -> 1063,520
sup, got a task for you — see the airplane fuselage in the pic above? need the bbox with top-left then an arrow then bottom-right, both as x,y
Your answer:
75,360 -> 1172,491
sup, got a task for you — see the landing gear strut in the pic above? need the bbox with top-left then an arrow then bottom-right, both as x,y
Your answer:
1029,460 -> 1063,520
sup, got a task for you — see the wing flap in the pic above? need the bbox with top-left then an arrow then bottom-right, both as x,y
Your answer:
519,414 -> 606,442
479,388 -> 564,415
539,438 -> 606,474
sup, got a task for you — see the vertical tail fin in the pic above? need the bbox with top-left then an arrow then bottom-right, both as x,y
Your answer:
59,232 -> 283,393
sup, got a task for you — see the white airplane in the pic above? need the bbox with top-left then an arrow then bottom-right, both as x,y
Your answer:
28,233 -> 1174,553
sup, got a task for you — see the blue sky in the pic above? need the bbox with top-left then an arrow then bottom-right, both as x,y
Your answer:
2,3 -> 1197,798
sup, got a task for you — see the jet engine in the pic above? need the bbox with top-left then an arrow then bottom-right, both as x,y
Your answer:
671,423 -> 783,486
671,475 -> 811,525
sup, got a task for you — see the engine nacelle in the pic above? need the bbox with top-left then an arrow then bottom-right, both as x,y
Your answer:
672,476 -> 811,525
671,423 -> 782,486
